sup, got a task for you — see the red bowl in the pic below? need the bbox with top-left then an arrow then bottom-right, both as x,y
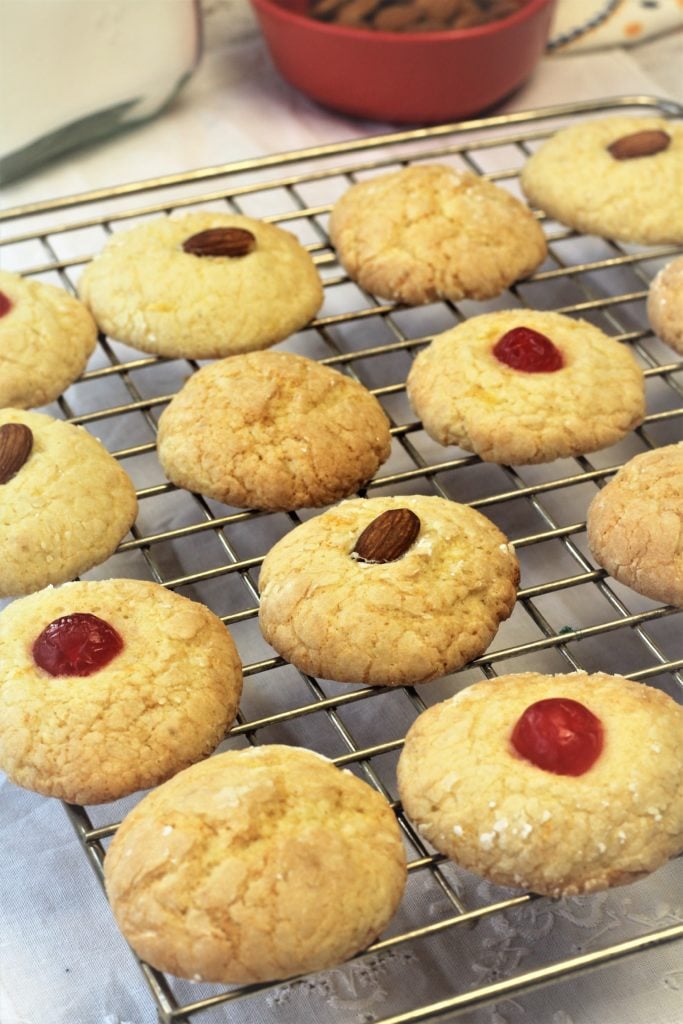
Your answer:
249,0 -> 556,124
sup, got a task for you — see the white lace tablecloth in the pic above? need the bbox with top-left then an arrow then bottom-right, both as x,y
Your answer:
1,14 -> 682,1024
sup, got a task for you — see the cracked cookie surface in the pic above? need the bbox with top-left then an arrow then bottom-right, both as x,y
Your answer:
648,255 -> 683,356
328,163 -> 547,306
406,310 -> 645,464
0,270 -> 97,409
77,212 -> 323,359
258,494 -> 519,686
104,744 -> 407,983
398,671 -> 683,897
0,408 -> 137,597
157,351 -> 392,511
521,115 -> 683,244
586,442 -> 683,607
0,579 -> 242,804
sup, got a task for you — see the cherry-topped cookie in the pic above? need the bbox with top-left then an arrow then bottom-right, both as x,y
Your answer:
0,579 -> 243,804
407,310 -> 645,465
397,672 -> 683,897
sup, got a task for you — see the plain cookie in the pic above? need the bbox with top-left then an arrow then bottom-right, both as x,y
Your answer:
0,270 -> 97,409
521,115 -> 683,244
104,745 -> 407,983
586,443 -> 683,607
647,255 -> 683,356
258,495 -> 519,686
0,408 -> 137,597
157,351 -> 392,510
406,310 -> 645,464
0,579 -> 242,804
77,213 -> 324,359
328,163 -> 547,306
398,672 -> 683,897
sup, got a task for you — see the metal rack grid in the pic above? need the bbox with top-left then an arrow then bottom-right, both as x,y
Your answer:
2,95 -> 682,1024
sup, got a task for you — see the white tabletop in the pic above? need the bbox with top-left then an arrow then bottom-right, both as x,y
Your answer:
1,11 -> 682,1024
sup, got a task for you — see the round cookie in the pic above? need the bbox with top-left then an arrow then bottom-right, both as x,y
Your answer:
77,212 -> 324,359
103,744 -> 407,983
586,443 -> 683,607
0,579 -> 242,804
520,115 -> 683,245
0,270 -> 97,409
397,672 -> 683,897
328,163 -> 547,306
0,409 -> 137,597
258,495 -> 519,686
406,310 -> 645,464
157,351 -> 392,511
647,255 -> 683,356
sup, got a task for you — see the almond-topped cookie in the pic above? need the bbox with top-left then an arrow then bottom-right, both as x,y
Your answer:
398,672 -> 683,896
104,745 -> 407,983
77,212 -> 324,359
258,494 -> 519,686
0,579 -> 242,804
407,310 -> 645,464
521,115 -> 683,245
328,163 -> 547,306
0,270 -> 97,409
0,408 -> 137,597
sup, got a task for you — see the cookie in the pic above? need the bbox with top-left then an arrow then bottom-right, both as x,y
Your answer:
104,744 -> 407,983
258,495 -> 519,686
157,351 -> 392,511
586,443 -> 683,607
520,115 -> 683,245
647,255 -> 683,356
328,163 -> 547,306
0,408 -> 137,598
77,213 -> 324,359
0,579 -> 242,804
0,270 -> 97,409
406,310 -> 645,464
397,672 -> 683,897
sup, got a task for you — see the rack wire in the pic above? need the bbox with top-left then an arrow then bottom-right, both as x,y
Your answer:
2,95 -> 682,1024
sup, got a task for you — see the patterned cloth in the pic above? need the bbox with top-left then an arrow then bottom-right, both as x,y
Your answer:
549,0 -> 683,52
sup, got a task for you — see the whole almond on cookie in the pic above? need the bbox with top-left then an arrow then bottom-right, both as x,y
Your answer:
353,507 -> 421,563
607,130 -> 671,160
0,423 -> 33,484
182,227 -> 256,258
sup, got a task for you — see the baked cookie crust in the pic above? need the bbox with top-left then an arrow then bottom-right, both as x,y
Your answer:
406,310 -> 645,464
398,671 -> 683,897
157,351 -> 392,511
0,579 -> 242,804
328,164 -> 547,306
521,116 -> 683,245
104,745 -> 407,983
77,213 -> 323,359
258,494 -> 519,686
0,270 -> 97,409
586,442 -> 683,607
648,255 -> 683,356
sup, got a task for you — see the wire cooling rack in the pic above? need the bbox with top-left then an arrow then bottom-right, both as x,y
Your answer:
1,96 -> 682,1024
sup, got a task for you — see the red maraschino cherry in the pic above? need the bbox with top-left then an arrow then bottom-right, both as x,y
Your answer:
493,326 -> 564,373
511,697 -> 603,776
32,613 -> 124,677
0,291 -> 12,318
